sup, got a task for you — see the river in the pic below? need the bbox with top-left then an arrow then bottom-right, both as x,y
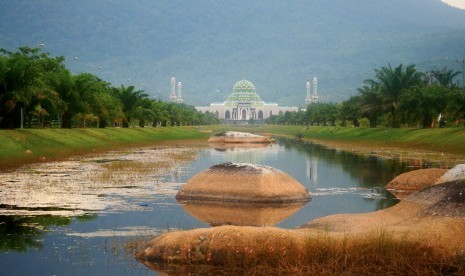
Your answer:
0,137 -> 414,275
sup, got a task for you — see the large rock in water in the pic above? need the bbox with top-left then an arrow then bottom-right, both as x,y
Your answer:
176,162 -> 310,203
385,168 -> 447,198
207,131 -> 274,143
435,164 -> 465,184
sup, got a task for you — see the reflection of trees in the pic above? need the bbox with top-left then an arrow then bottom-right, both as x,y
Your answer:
276,138 -> 410,188
0,214 -> 96,252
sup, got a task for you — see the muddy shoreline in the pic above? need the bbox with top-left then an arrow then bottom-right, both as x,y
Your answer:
299,137 -> 465,168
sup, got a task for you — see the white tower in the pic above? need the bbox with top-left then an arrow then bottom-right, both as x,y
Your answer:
169,77 -> 177,102
305,81 -> 312,105
176,81 -> 184,103
311,77 -> 319,103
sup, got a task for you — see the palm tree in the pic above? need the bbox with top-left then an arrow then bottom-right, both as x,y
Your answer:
338,95 -> 361,127
432,67 -> 461,88
113,85 -> 148,127
0,46 -> 64,128
446,88 -> 465,126
400,85 -> 449,128
357,82 -> 383,128
373,64 -> 423,127
47,68 -> 76,128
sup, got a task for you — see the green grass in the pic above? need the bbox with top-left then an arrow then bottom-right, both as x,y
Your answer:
0,126 -> 209,170
209,125 -> 465,154
3,125 -> 465,170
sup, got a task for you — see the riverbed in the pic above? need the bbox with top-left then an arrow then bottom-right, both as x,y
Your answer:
0,138 -> 415,275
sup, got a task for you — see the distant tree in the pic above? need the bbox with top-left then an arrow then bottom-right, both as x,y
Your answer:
0,46 -> 64,128
368,64 -> 423,127
306,103 -> 338,126
432,67 -> 461,88
445,88 -> 465,127
400,85 -> 450,128
113,85 -> 148,127
357,81 -> 383,128
47,68 -> 76,128
338,95 -> 360,127
133,98 -> 155,127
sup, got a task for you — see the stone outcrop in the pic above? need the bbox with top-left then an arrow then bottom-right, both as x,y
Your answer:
207,131 -> 274,143
138,180 -> 465,267
137,165 -> 465,269
175,162 -> 310,203
385,168 -> 447,198
435,164 -> 465,184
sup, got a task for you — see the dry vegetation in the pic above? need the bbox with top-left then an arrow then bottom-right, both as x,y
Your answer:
136,178 -> 465,274
135,226 -> 464,275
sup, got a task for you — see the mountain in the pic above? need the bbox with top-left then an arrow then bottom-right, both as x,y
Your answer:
1,0 -> 465,106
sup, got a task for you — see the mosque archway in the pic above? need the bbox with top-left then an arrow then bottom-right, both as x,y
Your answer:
279,111 -> 283,116
258,110 -> 263,119
270,111 -> 273,117
225,110 -> 231,119
241,109 -> 247,120
215,111 -> 219,118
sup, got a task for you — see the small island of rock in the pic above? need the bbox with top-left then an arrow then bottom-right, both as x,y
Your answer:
207,131 -> 274,143
175,162 -> 310,203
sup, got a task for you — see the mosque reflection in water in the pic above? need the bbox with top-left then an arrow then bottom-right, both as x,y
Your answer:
178,137 -> 410,228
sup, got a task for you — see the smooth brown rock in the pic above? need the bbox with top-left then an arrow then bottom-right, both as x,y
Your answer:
385,168 -> 447,198
175,162 -> 310,203
137,181 -> 465,267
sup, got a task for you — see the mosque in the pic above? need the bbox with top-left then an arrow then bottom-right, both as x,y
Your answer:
170,77 -> 320,122
195,79 -> 302,122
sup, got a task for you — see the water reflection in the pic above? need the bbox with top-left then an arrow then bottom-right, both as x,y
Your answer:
176,137 -> 405,228
0,214 -> 96,252
178,200 -> 307,227
275,137 -> 411,189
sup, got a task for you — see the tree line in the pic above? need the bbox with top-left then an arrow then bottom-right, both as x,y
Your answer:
267,64 -> 465,128
0,46 -> 219,129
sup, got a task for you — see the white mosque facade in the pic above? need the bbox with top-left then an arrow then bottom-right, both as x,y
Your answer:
195,80 -> 299,122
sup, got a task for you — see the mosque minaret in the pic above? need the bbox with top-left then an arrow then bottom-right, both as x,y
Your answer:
305,77 -> 319,105
305,81 -> 312,105
176,82 -> 184,103
169,77 -> 177,102
311,77 -> 319,103
169,77 -> 184,103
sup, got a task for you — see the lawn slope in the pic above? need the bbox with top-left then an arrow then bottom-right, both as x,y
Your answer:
0,127 -> 209,169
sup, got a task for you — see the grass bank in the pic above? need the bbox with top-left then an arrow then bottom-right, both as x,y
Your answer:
3,125 -> 465,170
211,125 -> 465,155
0,127 -> 210,170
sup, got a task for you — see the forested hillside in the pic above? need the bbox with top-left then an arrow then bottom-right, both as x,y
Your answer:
1,0 -> 464,105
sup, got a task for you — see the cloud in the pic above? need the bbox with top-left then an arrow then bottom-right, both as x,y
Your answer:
441,0 -> 465,10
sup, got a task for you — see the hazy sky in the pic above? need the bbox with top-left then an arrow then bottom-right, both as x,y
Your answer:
442,0 -> 465,9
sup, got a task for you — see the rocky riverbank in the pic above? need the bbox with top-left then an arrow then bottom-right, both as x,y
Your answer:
136,165 -> 465,274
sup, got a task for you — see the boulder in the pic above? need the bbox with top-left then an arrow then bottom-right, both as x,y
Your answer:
435,164 -> 465,184
385,168 -> 447,198
138,180 -> 465,271
207,131 -> 274,143
176,162 -> 310,203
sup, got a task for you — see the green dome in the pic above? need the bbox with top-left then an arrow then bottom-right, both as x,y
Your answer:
232,80 -> 256,93
225,80 -> 264,107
